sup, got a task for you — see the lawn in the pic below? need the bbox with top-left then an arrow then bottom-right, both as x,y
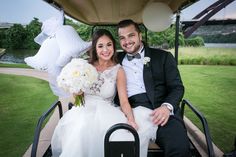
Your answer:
0,63 -> 31,68
0,74 -> 57,157
170,47 -> 236,65
179,65 -> 236,153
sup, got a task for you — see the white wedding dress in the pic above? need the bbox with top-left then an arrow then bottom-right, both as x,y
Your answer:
51,64 -> 158,157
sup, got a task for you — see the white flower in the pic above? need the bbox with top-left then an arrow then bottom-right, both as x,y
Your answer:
57,58 -> 98,95
143,57 -> 150,66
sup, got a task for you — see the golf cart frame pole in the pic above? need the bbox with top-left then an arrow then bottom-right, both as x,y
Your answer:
175,10 -> 180,64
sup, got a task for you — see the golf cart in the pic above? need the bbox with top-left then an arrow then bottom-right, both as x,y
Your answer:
30,0 -> 225,156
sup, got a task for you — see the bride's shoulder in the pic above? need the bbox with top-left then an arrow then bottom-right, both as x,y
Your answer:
107,64 -> 122,76
114,64 -> 123,72
109,63 -> 121,70
116,64 -> 125,75
115,63 -> 121,68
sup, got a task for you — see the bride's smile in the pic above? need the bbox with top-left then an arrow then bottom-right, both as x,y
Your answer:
96,35 -> 114,61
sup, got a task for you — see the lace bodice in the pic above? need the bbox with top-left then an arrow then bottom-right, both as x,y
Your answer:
84,64 -> 121,102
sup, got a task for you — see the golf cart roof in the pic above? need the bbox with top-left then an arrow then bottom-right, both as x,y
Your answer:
44,0 -> 198,25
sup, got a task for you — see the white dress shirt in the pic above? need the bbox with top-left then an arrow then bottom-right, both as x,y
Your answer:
122,46 -> 146,97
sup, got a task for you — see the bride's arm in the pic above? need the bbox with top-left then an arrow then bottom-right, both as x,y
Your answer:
116,67 -> 138,130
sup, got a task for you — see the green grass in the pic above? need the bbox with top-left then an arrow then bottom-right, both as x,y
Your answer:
0,63 -> 31,68
170,47 -> 236,65
0,74 -> 57,157
179,65 -> 236,153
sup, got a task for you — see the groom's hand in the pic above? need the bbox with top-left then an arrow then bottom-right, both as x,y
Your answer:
150,106 -> 170,126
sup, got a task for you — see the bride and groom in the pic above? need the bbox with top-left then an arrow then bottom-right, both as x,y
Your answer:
51,19 -> 191,157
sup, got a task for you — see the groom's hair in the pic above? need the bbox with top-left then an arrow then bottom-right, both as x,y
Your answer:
117,19 -> 141,33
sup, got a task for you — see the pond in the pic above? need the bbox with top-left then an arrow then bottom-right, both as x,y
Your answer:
204,43 -> 236,48
0,49 -> 38,63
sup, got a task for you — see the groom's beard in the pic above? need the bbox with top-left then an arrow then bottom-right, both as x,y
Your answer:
125,42 -> 143,55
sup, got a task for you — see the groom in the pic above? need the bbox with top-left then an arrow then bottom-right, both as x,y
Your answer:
116,19 -> 191,157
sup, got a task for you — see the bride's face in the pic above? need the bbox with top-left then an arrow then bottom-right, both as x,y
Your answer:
96,35 -> 114,61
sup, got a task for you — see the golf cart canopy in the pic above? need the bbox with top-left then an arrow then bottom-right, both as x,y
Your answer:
44,0 -> 198,25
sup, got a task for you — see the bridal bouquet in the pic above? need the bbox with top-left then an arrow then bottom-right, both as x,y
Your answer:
57,58 -> 98,106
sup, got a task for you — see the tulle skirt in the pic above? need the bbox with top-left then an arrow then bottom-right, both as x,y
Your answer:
51,96 -> 157,157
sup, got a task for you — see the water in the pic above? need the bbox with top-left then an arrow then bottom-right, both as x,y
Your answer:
0,49 -> 38,63
205,43 -> 236,48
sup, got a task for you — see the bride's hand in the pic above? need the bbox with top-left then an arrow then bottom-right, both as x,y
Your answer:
128,120 -> 139,130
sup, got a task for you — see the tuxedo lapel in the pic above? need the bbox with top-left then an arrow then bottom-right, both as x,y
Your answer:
118,52 -> 126,65
143,47 -> 155,106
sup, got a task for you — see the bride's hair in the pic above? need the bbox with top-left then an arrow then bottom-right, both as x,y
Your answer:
88,29 -> 118,64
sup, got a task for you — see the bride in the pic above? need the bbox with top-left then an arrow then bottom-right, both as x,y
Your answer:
51,29 -> 157,157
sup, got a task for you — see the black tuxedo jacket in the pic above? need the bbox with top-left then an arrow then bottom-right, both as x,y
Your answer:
117,43 -> 184,113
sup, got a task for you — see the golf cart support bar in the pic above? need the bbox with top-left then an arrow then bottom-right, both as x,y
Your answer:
180,99 -> 215,157
31,101 -> 63,157
104,123 -> 140,157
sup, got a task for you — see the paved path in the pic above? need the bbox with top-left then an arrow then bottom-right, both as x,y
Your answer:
0,68 -> 48,81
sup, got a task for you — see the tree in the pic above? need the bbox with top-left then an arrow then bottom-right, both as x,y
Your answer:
76,23 -> 93,41
65,18 -> 80,30
0,30 -> 6,48
185,36 -> 204,47
147,25 -> 185,49
24,18 -> 41,49
5,24 -> 26,49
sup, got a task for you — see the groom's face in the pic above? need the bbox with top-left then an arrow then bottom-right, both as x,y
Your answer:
118,24 -> 142,54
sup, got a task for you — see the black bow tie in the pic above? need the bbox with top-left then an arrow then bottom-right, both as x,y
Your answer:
127,53 -> 141,61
